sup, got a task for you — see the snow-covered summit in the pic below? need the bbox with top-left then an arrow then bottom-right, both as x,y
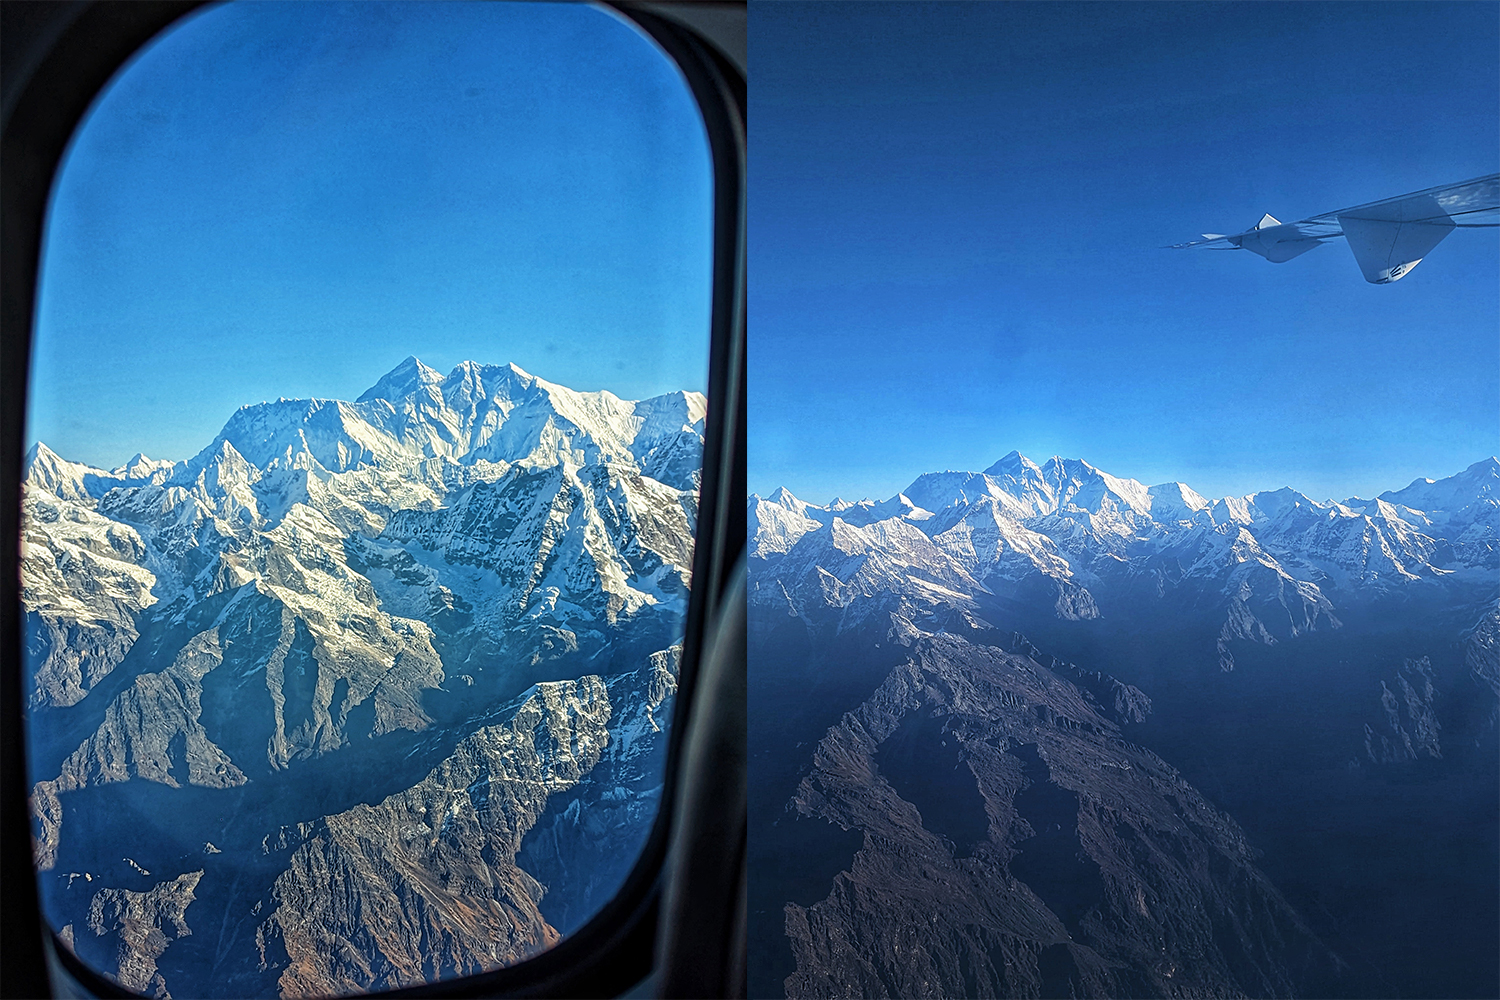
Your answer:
24,443 -> 102,501
23,443 -> 177,501
1146,481 -> 1211,522
22,360 -> 701,989
974,452 -> 1153,519
355,355 -> 446,404
110,453 -> 177,481
1377,457 -> 1498,514
22,361 -> 706,713
753,453 -> 1497,657
160,358 -> 707,493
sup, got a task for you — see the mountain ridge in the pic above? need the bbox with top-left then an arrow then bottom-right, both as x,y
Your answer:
753,453 -> 1496,670
749,452 -> 1498,999
23,358 -> 703,998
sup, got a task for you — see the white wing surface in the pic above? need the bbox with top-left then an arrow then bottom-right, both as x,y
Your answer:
1170,174 -> 1499,283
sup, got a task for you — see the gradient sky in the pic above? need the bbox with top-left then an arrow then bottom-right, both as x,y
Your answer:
30,1 -> 712,470
750,1 -> 1499,505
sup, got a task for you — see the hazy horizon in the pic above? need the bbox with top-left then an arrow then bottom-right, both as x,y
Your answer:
750,1 -> 1499,506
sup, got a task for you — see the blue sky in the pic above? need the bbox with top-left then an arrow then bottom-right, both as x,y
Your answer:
750,1 -> 1499,504
30,1 -> 712,469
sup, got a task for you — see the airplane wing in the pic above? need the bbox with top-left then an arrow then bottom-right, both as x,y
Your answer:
1171,173 -> 1499,283
1303,174 -> 1500,228
1166,235 -> 1249,250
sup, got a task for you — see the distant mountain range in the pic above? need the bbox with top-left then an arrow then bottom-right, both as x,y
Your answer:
749,454 -> 1498,999
752,453 -> 1497,668
23,358 -> 703,998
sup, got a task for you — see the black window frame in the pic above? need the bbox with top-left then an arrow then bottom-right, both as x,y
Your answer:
0,2 -> 746,998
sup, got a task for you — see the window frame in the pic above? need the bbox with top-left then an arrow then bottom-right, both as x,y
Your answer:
0,2 -> 746,997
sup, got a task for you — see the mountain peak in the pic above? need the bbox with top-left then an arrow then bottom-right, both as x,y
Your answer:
1377,457 -> 1499,512
111,453 -> 175,479
22,441 -> 99,500
770,486 -> 802,507
23,441 -> 92,476
24,441 -> 56,468
357,356 -> 445,404
984,450 -> 1042,477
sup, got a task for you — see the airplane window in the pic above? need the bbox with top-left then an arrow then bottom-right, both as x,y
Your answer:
21,2 -> 712,996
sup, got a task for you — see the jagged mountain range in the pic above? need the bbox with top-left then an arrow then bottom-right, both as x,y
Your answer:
22,358 -> 703,998
752,452 -> 1497,668
748,454 -> 1498,999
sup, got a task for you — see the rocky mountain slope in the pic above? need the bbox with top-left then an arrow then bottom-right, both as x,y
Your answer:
24,359 -> 702,998
783,632 -> 1342,999
750,454 -> 1498,999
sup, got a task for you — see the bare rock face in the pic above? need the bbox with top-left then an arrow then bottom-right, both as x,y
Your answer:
988,632 -> 1151,727
79,870 -> 204,998
256,677 -> 611,997
1466,608 -> 1500,741
1471,610 -> 1500,695
518,647 -> 680,933
780,633 -> 1342,1000
29,587 -> 448,872
31,629 -> 245,871
1364,657 -> 1442,763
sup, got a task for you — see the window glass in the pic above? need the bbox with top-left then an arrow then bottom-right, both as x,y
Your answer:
23,3 -> 711,995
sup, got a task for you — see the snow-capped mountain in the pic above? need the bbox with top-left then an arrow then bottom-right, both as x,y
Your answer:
749,455 -> 1499,1000
25,359 -> 703,706
752,453 -> 1498,666
22,359 -> 703,998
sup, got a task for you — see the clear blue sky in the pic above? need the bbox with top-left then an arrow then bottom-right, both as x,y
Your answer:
30,1 -> 712,470
750,1 -> 1499,505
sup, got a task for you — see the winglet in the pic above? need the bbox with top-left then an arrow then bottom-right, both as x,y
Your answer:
1339,211 -> 1454,283
1255,213 -> 1280,230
